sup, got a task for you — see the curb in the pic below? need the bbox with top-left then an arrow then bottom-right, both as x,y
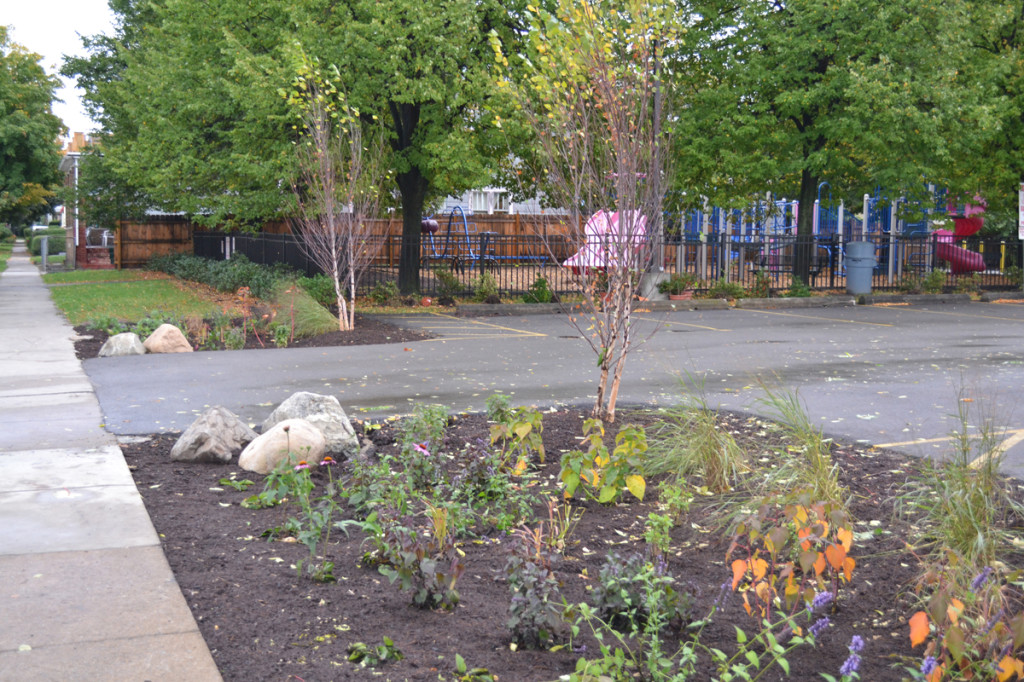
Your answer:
455,299 -> 732,317
980,291 -> 1024,302
856,293 -> 972,305
733,295 -> 856,310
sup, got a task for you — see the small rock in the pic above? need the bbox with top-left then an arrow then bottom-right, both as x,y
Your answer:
171,406 -> 258,463
238,419 -> 326,474
98,332 -> 146,357
143,324 -> 193,353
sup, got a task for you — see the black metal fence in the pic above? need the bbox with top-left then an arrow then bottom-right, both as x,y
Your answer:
193,230 -> 1024,296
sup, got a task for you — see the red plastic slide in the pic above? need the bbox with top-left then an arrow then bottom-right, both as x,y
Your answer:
934,229 -> 985,274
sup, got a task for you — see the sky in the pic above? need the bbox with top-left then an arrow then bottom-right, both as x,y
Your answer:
5,0 -> 117,141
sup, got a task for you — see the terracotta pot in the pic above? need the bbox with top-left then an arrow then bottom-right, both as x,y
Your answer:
668,290 -> 694,301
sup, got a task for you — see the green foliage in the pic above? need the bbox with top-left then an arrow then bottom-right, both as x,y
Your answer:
280,283 -> 339,338
644,512 -> 674,560
922,269 -> 948,294
223,328 -> 246,350
954,272 -> 982,295
705,280 -> 746,300
28,229 -> 67,256
522,275 -> 555,303
433,268 -> 464,301
369,280 -> 400,307
0,28 -> 64,225
503,527 -> 566,648
272,324 -> 290,348
297,274 -> 337,308
453,654 -> 497,682
0,225 -> 15,242
657,272 -> 698,295
378,504 -> 465,610
560,419 -> 647,504
87,315 -> 129,335
489,405 -> 545,472
784,277 -> 812,298
898,388 -> 1024,573
346,636 -> 404,667
755,382 -> 846,507
1004,266 -> 1023,288
749,269 -> 772,298
592,552 -> 694,634
218,477 -> 254,491
148,252 -> 290,300
471,271 -> 500,303
646,378 -> 746,494
484,392 -> 513,424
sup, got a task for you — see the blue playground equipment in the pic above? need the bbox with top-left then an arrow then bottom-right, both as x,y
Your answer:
421,205 -> 496,270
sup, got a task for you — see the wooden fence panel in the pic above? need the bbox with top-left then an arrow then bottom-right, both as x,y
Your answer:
115,218 -> 193,269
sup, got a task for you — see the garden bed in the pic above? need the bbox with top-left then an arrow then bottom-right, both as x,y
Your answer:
118,408 -> 968,681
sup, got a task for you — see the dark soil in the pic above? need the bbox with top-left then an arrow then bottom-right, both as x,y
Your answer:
121,407 -> 939,682
72,314 -> 433,360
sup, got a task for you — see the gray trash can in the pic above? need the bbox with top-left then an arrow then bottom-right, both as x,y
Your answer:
845,241 -> 876,295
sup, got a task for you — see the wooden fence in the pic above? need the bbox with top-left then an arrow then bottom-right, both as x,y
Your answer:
114,217 -> 193,269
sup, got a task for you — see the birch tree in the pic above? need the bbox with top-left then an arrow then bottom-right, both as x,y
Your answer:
284,54 -> 388,331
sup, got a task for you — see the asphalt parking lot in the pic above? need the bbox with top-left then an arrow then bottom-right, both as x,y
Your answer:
84,300 -> 1024,477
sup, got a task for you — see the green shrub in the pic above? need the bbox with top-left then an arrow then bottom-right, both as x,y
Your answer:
922,268 -> 947,294
272,281 -> 338,338
705,280 -> 745,300
29,229 -> 67,256
784,276 -> 812,298
472,272 -> 499,303
297,273 -> 337,308
147,252 -> 292,300
369,280 -> 400,306
433,268 -> 464,301
523,275 -> 555,303
0,226 -> 14,242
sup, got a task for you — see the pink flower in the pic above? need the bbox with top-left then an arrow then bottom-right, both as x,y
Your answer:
412,442 -> 430,456
294,460 -> 310,471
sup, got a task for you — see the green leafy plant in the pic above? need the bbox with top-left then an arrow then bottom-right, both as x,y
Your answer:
453,653 -> 497,681
472,271 -> 500,303
378,503 -> 466,610
657,271 -> 698,295
522,275 -> 555,303
223,327 -> 246,350
218,476 -> 254,491
644,512 -> 674,560
922,268 -> 947,294
953,272 -> 982,295
369,280 -> 400,306
560,419 -> 647,503
503,525 -> 566,648
705,280 -> 746,300
347,636 -> 404,667
432,267 -> 464,302
272,323 -> 290,348
484,392 -> 513,424
591,551 -> 694,634
1004,265 -> 1023,287
784,276 -> 812,298
297,273 -> 337,308
489,405 -> 545,473
749,268 -> 772,298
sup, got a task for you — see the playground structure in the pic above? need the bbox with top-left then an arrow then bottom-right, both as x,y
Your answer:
405,184 -> 1015,294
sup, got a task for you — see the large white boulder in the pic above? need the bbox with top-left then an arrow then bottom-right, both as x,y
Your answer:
238,418 -> 326,474
262,392 -> 359,456
171,406 -> 257,463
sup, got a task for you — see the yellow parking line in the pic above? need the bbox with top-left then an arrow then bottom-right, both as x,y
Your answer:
634,315 -> 731,332
742,309 -> 894,327
875,428 -> 1024,470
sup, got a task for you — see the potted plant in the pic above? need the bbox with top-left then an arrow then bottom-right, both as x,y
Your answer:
658,272 -> 698,300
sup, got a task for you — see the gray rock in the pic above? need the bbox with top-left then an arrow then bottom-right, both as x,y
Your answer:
261,392 -> 359,456
98,332 -> 146,357
143,323 -> 193,353
238,418 -> 326,474
171,406 -> 258,463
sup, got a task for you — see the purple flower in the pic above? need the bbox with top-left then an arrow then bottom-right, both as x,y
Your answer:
848,635 -> 865,653
971,566 -> 994,592
412,442 -> 430,456
714,581 -> 731,608
294,460 -> 310,471
810,591 -> 834,612
810,617 -> 830,637
920,656 -> 938,676
839,653 -> 861,677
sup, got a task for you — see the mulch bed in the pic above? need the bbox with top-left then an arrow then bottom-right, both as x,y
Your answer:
72,314 -> 433,360
121,409 -> 938,681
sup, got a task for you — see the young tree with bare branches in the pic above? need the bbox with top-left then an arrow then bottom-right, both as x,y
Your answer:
284,52 -> 389,332
491,0 -> 675,421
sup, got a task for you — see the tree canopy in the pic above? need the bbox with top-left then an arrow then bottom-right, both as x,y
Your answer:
0,26 -> 64,225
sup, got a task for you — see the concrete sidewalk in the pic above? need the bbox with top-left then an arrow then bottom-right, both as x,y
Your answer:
0,244 -> 220,681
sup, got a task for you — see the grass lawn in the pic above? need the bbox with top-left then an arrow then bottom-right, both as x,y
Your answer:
0,242 -> 11,274
43,269 -> 160,284
48,275 -> 228,325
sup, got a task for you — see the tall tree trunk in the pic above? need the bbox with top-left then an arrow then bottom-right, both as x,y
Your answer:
794,167 -> 818,285
397,169 -> 426,294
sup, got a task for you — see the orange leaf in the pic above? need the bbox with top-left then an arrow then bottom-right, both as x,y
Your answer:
926,663 -> 945,682
813,552 -> 826,576
752,558 -> 768,582
947,598 -> 965,626
825,543 -> 847,571
842,556 -> 855,582
837,527 -> 853,552
910,611 -> 930,648
994,655 -> 1019,682
732,559 -> 747,590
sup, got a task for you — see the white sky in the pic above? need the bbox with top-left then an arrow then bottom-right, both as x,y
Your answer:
4,0 -> 117,140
